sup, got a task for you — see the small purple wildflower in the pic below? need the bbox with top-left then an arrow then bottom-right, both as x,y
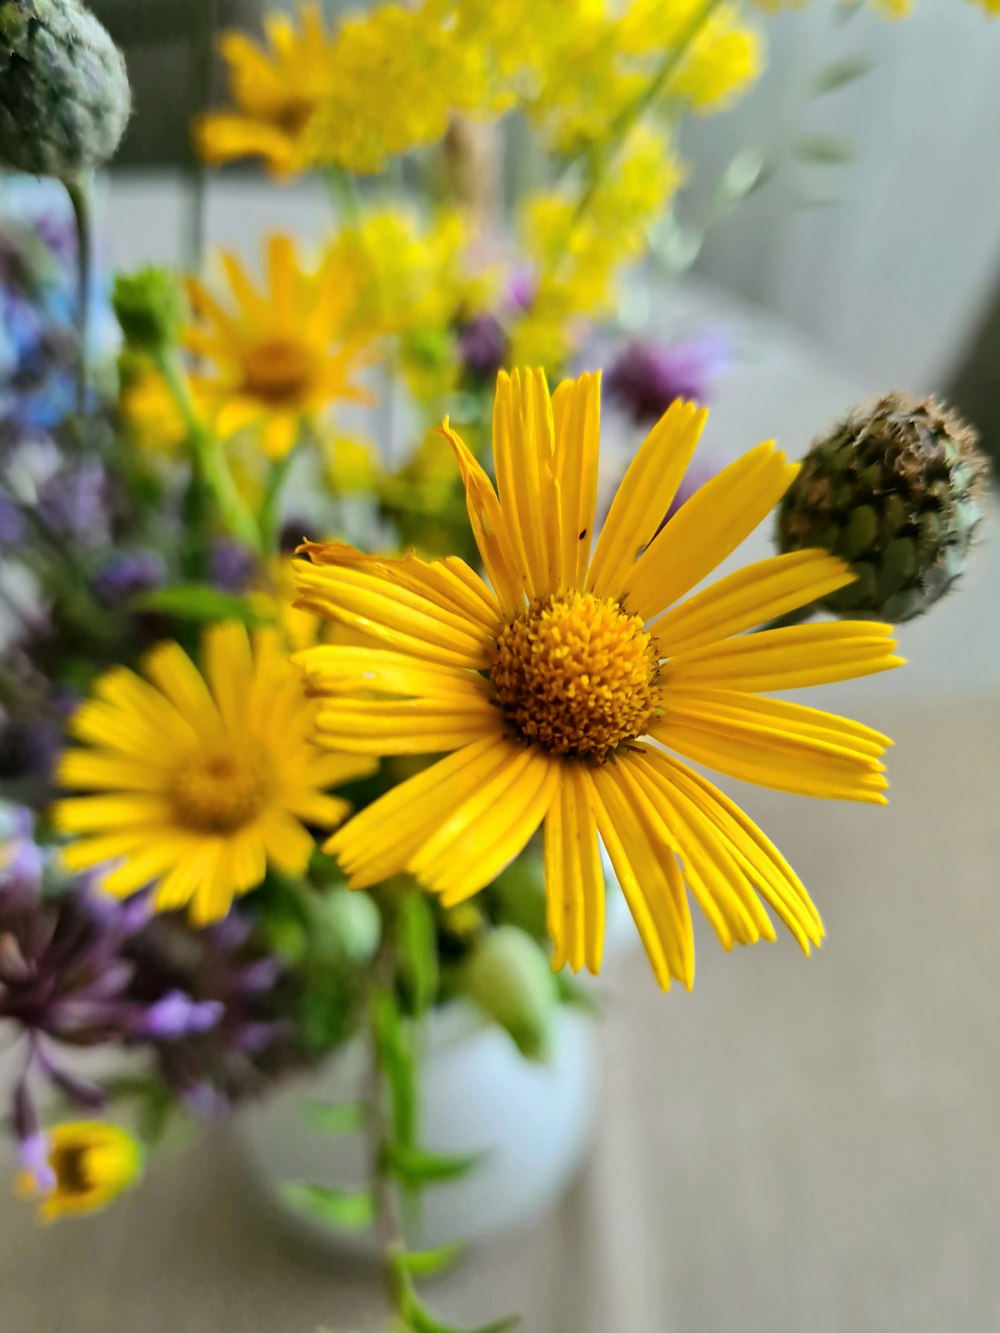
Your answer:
93,551 -> 167,605
458,314 -> 509,382
606,334 -> 731,427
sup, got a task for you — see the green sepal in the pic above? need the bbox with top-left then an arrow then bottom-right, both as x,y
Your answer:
384,1142 -> 485,1188
133,584 -> 269,626
281,1182 -> 375,1231
303,1101 -> 367,1135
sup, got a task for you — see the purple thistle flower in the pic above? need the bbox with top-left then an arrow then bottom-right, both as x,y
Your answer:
93,551 -> 167,605
458,314 -> 509,382
606,333 -> 731,428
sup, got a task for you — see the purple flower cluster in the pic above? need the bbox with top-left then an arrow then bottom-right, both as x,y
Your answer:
0,809 -> 229,1185
606,333 -> 731,427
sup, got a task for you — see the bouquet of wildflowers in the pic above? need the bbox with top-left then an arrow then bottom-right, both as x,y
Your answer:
0,0 -> 991,1328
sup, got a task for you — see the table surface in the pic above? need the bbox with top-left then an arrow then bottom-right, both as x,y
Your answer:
2,228 -> 999,1329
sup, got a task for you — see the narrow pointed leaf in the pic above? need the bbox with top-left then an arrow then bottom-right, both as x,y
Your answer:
810,53 -> 874,96
404,1291 -> 520,1333
281,1182 -> 375,1231
134,585 -> 268,625
397,1242 -> 466,1278
794,134 -> 855,165
385,1142 -> 485,1188
373,990 -> 417,1147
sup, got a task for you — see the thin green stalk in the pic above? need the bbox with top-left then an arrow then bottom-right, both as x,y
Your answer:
258,442 -> 301,557
65,173 -> 94,419
567,0 -> 728,233
154,351 -> 262,555
325,165 -> 363,230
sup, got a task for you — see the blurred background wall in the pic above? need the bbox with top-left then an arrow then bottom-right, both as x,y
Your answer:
88,0 -> 1000,455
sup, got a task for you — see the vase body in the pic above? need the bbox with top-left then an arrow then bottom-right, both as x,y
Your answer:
238,999 -> 600,1254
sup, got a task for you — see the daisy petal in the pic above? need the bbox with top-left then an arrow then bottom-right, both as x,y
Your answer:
589,399 -> 707,600
661,620 -> 904,692
544,764 -> 605,974
589,761 -> 694,991
552,371 -> 602,591
653,550 -> 856,657
651,691 -> 891,804
623,441 -> 800,621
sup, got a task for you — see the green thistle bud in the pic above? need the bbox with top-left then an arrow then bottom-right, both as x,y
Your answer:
462,925 -> 557,1062
777,393 -> 989,622
0,0 -> 130,179
113,268 -> 186,355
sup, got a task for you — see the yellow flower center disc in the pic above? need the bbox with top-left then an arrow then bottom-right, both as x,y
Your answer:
241,338 -> 318,407
491,592 -> 659,761
171,748 -> 271,833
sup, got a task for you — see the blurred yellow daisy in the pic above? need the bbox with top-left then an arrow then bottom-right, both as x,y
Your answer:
54,623 -> 375,924
186,236 -> 377,460
295,369 -> 903,990
16,1122 -> 141,1223
193,3 -> 336,177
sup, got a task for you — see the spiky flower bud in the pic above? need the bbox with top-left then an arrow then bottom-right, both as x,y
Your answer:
0,0 -> 130,179
113,268 -> 186,355
462,925 -> 557,1062
777,393 -> 989,622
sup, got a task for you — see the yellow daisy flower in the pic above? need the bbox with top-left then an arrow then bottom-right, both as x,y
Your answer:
53,624 -> 375,924
193,3 -> 336,178
16,1122 -> 141,1223
186,236 -> 377,461
294,370 -> 903,991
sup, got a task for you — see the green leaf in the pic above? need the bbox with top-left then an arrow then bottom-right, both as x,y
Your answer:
373,990 -> 417,1147
397,893 -> 439,1016
555,971 -> 601,1016
720,147 -> 768,202
403,1291 -> 520,1333
385,1142 -> 485,1188
303,1101 -> 367,1135
133,584 -> 268,626
281,1182 -> 375,1232
810,53 -> 874,97
794,134 -> 856,165
396,1242 -> 465,1279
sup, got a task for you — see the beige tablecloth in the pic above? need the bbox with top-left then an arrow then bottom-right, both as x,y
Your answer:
1,696 -> 999,1332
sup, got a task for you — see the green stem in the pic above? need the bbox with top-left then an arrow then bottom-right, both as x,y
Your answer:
65,173 -> 94,419
258,442 -> 300,557
154,351 -> 263,555
324,165 -> 363,230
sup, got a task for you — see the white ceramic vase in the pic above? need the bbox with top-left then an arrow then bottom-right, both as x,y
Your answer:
238,998 -> 601,1254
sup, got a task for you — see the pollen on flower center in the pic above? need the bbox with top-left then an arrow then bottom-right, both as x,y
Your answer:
171,748 -> 271,834
491,592 -> 660,761
241,339 -> 317,406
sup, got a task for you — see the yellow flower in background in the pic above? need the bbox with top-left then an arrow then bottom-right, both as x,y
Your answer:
295,370 -> 903,991
186,236 -> 377,461
194,3 -> 337,177
16,1123 -> 141,1223
305,4 -> 490,175
119,365 -> 190,454
514,127 -> 684,369
54,624 -> 375,924
327,209 -> 496,339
